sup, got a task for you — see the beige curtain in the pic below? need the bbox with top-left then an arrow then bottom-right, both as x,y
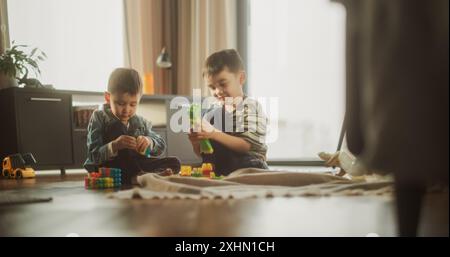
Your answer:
177,0 -> 238,96
124,0 -> 169,95
0,0 -> 10,54
124,0 -> 237,96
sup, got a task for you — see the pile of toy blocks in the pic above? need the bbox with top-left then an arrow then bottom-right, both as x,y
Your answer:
84,167 -> 122,189
179,163 -> 224,179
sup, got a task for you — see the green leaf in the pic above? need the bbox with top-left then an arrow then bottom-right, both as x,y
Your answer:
1,42 -> 46,80
28,60 -> 38,69
30,48 -> 38,57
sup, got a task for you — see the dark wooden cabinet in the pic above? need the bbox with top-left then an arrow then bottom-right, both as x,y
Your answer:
0,87 -> 73,171
70,129 -> 88,169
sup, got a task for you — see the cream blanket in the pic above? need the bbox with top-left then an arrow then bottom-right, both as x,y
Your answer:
109,168 -> 393,200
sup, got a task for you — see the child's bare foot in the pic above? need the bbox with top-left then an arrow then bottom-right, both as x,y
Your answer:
136,171 -> 147,176
156,168 -> 173,176
335,169 -> 347,177
131,175 -> 139,185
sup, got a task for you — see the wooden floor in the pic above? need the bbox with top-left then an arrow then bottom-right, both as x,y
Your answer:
0,169 -> 448,237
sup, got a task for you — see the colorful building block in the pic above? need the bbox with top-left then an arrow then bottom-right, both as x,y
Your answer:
191,167 -> 203,177
201,163 -> 213,176
84,167 -> 122,189
189,104 -> 214,154
178,163 -> 224,179
180,165 -> 193,176
209,172 -> 224,180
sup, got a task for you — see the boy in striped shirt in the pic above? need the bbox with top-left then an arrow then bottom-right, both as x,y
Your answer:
188,49 -> 269,175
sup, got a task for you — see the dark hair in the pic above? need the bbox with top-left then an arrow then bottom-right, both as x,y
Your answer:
108,68 -> 143,95
203,49 -> 244,77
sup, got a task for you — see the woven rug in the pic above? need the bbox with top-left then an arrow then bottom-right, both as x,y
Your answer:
109,168 -> 393,200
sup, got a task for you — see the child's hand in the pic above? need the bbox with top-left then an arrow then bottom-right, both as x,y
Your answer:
188,131 -> 201,144
112,135 -> 137,151
136,136 -> 151,153
201,119 -> 216,133
190,119 -> 219,140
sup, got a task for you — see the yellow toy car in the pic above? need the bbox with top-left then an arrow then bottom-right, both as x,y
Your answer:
2,153 -> 36,179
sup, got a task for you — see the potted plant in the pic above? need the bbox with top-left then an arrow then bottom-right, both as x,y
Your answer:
0,41 -> 47,89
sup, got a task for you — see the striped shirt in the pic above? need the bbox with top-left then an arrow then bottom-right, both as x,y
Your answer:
205,96 -> 268,161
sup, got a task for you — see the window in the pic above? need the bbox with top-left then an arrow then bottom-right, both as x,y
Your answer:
7,0 -> 125,92
249,0 -> 346,160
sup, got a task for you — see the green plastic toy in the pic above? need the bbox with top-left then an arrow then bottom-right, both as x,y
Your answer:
189,103 -> 214,154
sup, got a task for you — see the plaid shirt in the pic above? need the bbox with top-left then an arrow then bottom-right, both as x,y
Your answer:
84,104 -> 166,171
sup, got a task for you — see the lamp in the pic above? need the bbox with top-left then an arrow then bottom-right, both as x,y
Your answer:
156,47 -> 172,69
